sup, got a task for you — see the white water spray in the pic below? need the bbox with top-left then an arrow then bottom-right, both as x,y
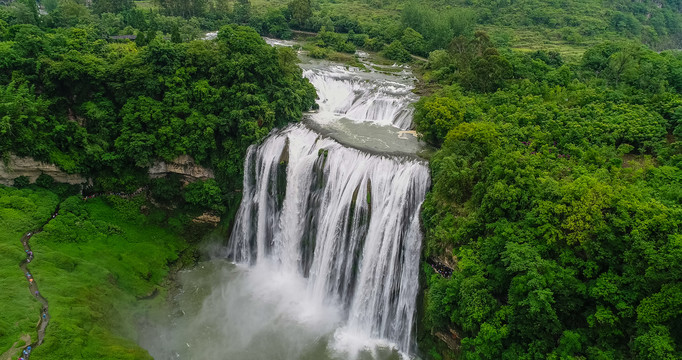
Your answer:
229,125 -> 429,354
303,66 -> 417,130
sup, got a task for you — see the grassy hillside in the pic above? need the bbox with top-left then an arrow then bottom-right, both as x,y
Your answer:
0,186 -> 191,359
0,187 -> 59,358
245,0 -> 682,59
29,195 -> 187,359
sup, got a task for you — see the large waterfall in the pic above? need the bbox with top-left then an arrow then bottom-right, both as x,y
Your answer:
139,45 -> 430,360
224,50 -> 430,356
228,125 -> 429,352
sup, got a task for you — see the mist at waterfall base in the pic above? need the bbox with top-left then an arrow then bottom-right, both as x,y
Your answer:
139,43 -> 429,360
139,260 -> 411,360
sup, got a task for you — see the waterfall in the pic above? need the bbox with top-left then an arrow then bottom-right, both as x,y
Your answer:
137,38 -> 430,360
303,66 -> 417,130
228,124 -> 429,353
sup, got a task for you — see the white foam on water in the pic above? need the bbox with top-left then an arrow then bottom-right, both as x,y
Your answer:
303,66 -> 418,130
229,124 -> 429,355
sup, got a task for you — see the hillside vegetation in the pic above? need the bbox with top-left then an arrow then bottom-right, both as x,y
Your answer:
0,6 -> 316,214
416,30 -> 682,360
243,0 -> 682,59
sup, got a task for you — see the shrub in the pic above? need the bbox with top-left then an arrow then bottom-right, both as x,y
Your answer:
309,46 -> 330,59
35,173 -> 54,188
183,179 -> 224,212
12,176 -> 30,188
383,40 -> 411,63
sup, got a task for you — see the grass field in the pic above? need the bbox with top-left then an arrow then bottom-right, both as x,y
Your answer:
0,186 -> 189,360
0,187 -> 59,359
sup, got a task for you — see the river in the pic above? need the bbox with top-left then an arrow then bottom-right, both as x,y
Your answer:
139,37 -> 430,360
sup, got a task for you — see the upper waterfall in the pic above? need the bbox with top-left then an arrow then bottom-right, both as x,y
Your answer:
303,65 -> 418,130
229,124 -> 430,353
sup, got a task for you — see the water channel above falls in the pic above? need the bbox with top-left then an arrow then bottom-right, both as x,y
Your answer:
139,38 -> 430,360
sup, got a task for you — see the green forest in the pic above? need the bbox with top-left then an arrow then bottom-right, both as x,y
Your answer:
0,0 -> 681,359
416,35 -> 682,359
0,1 -> 316,210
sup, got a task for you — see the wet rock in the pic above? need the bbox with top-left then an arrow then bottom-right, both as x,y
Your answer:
434,328 -> 461,353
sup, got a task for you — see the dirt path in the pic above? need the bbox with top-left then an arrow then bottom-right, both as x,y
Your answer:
291,29 -> 318,36
17,206 -> 59,358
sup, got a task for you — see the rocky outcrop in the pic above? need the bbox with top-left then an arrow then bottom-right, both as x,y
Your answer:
192,212 -> 221,225
0,155 -> 86,186
435,328 -> 461,356
148,155 -> 214,181
0,154 -> 213,188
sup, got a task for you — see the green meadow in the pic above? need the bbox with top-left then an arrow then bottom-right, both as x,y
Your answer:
0,187 -> 58,358
0,186 -> 189,360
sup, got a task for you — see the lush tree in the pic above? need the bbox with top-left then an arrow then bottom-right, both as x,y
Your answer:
383,40 -> 411,62
45,0 -> 94,28
92,0 -> 134,14
183,179 -> 224,211
233,0 -> 252,24
402,1 -> 476,51
171,25 -> 181,43
12,176 -> 30,188
414,97 -> 466,146
400,27 -> 426,56
288,0 -> 312,29
155,0 -> 207,18
36,174 -> 55,188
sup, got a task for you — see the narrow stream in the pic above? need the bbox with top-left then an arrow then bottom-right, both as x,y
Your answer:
16,207 -> 59,359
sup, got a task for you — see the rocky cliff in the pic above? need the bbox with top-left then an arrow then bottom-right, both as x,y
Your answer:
0,155 -> 86,186
148,155 -> 214,181
0,154 -> 213,187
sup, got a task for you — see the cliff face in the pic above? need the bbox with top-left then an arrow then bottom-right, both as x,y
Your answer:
148,155 -> 214,181
0,154 -> 213,187
0,155 -> 86,186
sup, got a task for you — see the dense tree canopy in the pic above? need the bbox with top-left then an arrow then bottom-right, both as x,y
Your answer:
0,21 -> 315,206
417,38 -> 682,360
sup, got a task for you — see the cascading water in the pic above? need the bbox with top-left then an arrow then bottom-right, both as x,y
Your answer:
139,40 -> 430,360
228,125 -> 429,353
303,66 -> 417,130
